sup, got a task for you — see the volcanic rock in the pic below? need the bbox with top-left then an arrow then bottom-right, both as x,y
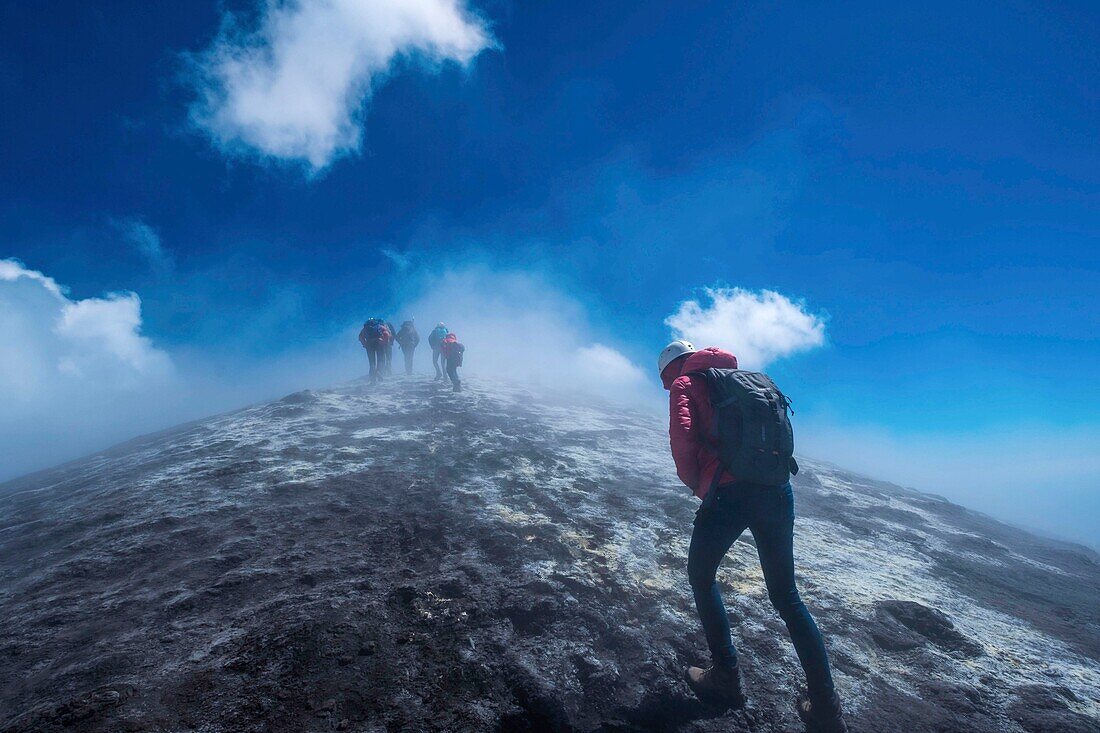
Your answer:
870,600 -> 983,656
1008,684 -> 1098,733
1,377 -> 1098,732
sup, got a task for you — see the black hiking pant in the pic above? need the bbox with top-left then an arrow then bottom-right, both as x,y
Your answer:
432,346 -> 443,377
688,481 -> 837,710
366,342 -> 385,383
401,346 -> 415,375
446,361 -> 461,392
383,343 -> 394,376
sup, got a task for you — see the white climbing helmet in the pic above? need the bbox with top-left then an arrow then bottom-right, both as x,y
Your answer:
657,339 -> 696,375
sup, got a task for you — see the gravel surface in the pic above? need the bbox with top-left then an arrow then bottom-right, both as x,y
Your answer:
1,376 -> 1098,732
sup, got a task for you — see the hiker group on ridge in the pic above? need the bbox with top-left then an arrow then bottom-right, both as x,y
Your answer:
357,318 -> 465,392
353,319 -> 847,731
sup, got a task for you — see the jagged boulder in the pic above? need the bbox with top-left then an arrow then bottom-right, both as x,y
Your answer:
870,600 -> 983,657
1008,685 -> 1097,733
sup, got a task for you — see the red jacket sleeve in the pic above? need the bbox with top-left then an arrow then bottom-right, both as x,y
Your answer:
669,377 -> 701,492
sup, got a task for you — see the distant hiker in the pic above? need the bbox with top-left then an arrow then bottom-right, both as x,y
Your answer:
383,321 -> 398,376
395,320 -> 420,375
439,332 -> 465,392
358,318 -> 392,385
428,322 -> 449,379
659,340 -> 846,733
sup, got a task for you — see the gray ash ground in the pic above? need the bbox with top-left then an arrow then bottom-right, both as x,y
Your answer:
1,376 -> 1098,732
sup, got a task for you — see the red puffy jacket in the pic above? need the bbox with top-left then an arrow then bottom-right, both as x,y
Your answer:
664,347 -> 739,500
358,322 -> 391,347
440,333 -> 464,365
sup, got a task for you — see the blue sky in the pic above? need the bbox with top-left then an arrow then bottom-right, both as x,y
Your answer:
1,1 -> 1097,545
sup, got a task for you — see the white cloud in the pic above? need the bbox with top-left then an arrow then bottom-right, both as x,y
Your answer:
188,0 -> 494,171
0,258 -> 171,391
113,217 -> 173,274
666,287 -> 826,369
0,259 -> 172,474
574,344 -> 647,387
54,293 -> 169,378
0,257 -> 63,297
397,266 -> 648,400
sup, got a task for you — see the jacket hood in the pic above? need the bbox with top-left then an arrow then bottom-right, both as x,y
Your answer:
682,347 -> 738,373
661,347 -> 738,390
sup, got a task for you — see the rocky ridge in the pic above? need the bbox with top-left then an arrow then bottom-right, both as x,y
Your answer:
0,376 -> 1098,732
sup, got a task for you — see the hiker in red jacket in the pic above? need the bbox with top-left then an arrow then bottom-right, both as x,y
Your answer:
660,340 -> 846,733
439,333 -> 464,392
358,318 -> 391,385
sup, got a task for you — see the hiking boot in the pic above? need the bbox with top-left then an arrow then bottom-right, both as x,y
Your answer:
684,664 -> 745,709
796,695 -> 847,733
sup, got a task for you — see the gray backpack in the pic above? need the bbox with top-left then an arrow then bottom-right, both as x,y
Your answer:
690,368 -> 799,488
